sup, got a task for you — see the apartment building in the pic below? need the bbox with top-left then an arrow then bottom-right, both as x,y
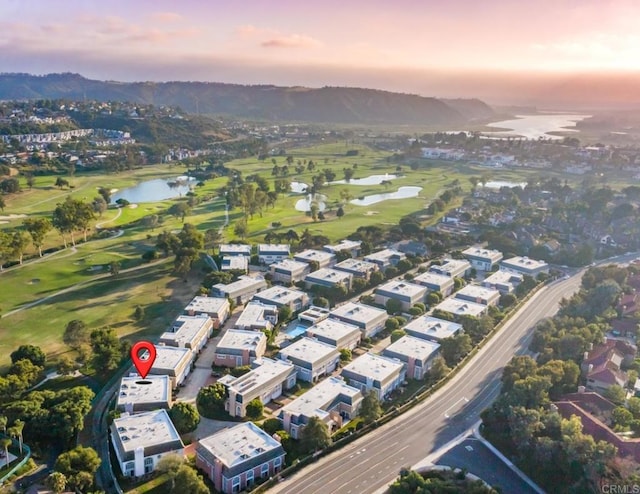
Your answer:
278,337 -> 341,383
252,286 -> 310,313
183,296 -> 230,328
454,285 -> 501,306
403,315 -> 463,343
374,280 -> 427,310
304,268 -> 353,291
219,244 -> 252,257
158,315 -> 213,354
294,249 -> 336,269
305,318 -> 362,350
341,353 -> 406,400
116,375 -> 173,413
434,298 -> 488,318
329,302 -> 388,338
429,259 -> 471,278
482,270 -> 523,293
500,256 -> 549,277
148,346 -> 192,387
333,258 -> 379,280
211,275 -> 267,305
364,248 -> 406,272
323,239 -> 362,258
382,335 -> 441,380
270,259 -> 310,285
462,246 -> 504,271
235,301 -> 278,332
258,244 -> 291,265
214,329 -> 267,368
412,271 -> 455,296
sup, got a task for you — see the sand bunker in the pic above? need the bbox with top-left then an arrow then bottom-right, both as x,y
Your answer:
0,214 -> 27,221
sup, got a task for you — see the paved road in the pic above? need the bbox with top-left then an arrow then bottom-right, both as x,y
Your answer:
269,273 -> 585,494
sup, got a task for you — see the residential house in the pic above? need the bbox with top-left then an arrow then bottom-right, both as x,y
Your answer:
270,259 -> 310,285
149,346 -> 192,387
374,280 -> 427,311
454,285 -> 501,306
219,357 -> 297,417
434,297 -> 488,318
183,296 -> 230,328
582,338 -> 636,393
412,271 -> 455,297
278,377 -> 363,438
500,256 -> 549,277
252,286 -> 310,313
329,302 -> 389,338
429,259 -> 471,279
403,316 -> 463,343
196,422 -> 285,493
211,275 -> 268,305
333,258 -> 379,281
278,337 -> 341,383
294,249 -> 336,269
258,244 -> 291,265
482,270 -> 523,294
158,315 -> 213,355
110,409 -> 184,478
323,239 -> 362,258
235,301 -> 278,332
214,329 -> 267,368
219,244 -> 252,257
116,375 -> 172,413
222,256 -> 249,273
462,247 -> 503,271
364,249 -> 406,272
305,318 -> 361,350
298,306 -> 331,327
341,353 -> 406,400
304,268 -> 353,291
382,335 -> 440,380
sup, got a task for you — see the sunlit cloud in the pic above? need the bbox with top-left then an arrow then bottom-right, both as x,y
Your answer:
261,34 -> 322,49
150,12 -> 183,23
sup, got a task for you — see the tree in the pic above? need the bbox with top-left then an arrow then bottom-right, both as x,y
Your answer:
360,390 -> 382,424
174,464 -> 209,494
11,345 -> 46,367
429,356 -> 450,381
234,218 -> 248,240
604,384 -> 626,405
196,383 -> 227,418
63,319 -> 88,353
0,196 -> 5,212
314,296 -> 329,308
0,437 -> 11,468
440,333 -> 472,367
246,398 -> 264,420
109,260 -> 121,277
628,397 -> 640,419
169,402 -> 200,434
279,305 -> 292,322
499,292 -> 517,308
23,217 -> 52,257
300,416 -> 332,453
336,206 -> 345,219
390,329 -> 406,343
8,419 -> 24,454
386,298 -> 403,315
612,407 -> 633,428
46,472 -> 67,494
0,415 -> 6,435
91,196 -> 108,217
90,328 -> 124,372
168,201 -> 191,222
0,177 -> 20,193
343,167 -> 355,182
9,230 -> 29,264
97,187 -> 111,204
157,454 -> 185,491
54,446 -> 101,491
339,348 -> 352,363
56,356 -> 76,376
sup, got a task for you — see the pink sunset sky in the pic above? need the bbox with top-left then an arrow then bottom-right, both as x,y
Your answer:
2,0 -> 639,104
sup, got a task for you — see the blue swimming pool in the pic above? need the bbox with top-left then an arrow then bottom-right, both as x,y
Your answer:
286,325 -> 308,339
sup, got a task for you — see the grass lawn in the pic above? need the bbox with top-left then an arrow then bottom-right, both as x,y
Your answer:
123,473 -> 171,494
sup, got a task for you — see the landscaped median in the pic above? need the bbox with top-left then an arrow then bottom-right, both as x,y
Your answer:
251,279 -> 549,493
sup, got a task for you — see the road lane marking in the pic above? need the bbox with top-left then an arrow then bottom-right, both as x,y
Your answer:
444,396 -> 469,418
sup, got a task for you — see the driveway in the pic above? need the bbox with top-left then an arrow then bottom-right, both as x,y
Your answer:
176,308 -> 244,403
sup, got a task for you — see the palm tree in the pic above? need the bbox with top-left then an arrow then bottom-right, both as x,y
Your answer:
1,437 -> 11,468
0,416 -> 6,436
10,420 -> 24,455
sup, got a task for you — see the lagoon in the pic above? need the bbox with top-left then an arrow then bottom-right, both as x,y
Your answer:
331,174 -> 398,186
484,113 -> 590,140
111,177 -> 195,204
350,186 -> 422,206
295,193 -> 327,212
484,180 -> 527,189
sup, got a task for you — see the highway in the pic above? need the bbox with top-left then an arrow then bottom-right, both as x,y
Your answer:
269,272 -> 586,494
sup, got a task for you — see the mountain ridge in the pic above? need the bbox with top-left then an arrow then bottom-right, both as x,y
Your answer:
0,73 -> 495,125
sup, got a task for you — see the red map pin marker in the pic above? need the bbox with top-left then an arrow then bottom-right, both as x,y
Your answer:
131,341 -> 157,379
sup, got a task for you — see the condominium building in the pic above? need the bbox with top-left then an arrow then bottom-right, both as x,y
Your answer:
211,275 -> 267,305
148,346 -> 192,387
294,249 -> 336,269
258,244 -> 291,265
252,286 -> 310,312
482,270 -> 523,294
429,259 -> 471,278
403,315 -> 463,343
341,353 -> 406,400
235,301 -> 278,332
374,280 -> 427,310
329,302 -> 388,338
270,259 -> 310,285
382,335 -> 440,380
278,337 -> 341,383
333,258 -> 379,280
323,239 -> 362,258
305,318 -> 361,350
462,246 -> 504,271
412,271 -> 455,297
364,249 -> 406,272
454,285 -> 501,306
158,315 -> 213,354
221,256 -> 249,273
116,375 -> 173,413
434,298 -> 488,318
305,268 -> 353,291
500,256 -> 549,277
214,329 -> 267,368
219,244 -> 252,257
183,296 -> 230,328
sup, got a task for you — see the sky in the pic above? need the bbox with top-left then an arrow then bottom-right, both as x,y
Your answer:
1,0 -> 639,104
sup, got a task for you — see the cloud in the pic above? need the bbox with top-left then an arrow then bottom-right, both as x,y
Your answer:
261,34 -> 322,49
150,12 -> 183,23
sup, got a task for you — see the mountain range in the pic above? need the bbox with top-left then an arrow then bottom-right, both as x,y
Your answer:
0,73 -> 494,126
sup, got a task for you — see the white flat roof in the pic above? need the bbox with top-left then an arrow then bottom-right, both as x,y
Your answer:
225,357 -> 294,396
306,318 -> 361,341
455,285 -> 501,301
483,270 -> 523,284
334,258 -> 378,273
253,286 -> 307,305
184,296 -> 229,315
220,244 -> 251,254
364,248 -> 404,262
112,409 -> 182,453
432,259 -> 471,275
213,275 -> 266,294
434,298 -> 487,317
279,337 -> 339,365
281,376 -> 360,419
235,301 -> 277,328
151,345 -> 192,372
376,280 -> 426,298
502,256 -> 548,271
218,329 -> 266,351
198,422 -> 282,469
271,259 -> 309,273
294,249 -> 335,263
413,271 -> 454,289
330,302 -> 387,325
258,243 -> 290,253
323,239 -> 362,252
116,375 -> 171,407
222,256 -> 249,270
384,335 -> 440,361
342,353 -> 404,381
305,268 -> 352,284
160,315 -> 211,347
404,316 -> 463,341
462,246 -> 503,262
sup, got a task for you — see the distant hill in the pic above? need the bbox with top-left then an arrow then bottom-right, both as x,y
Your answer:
0,73 -> 494,126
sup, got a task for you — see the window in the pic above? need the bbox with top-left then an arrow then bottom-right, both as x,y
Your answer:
219,354 -> 226,360
275,456 -> 282,468
125,461 -> 134,474
261,463 -> 269,478
232,476 -> 240,493
247,469 -> 254,486
144,457 -> 153,466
